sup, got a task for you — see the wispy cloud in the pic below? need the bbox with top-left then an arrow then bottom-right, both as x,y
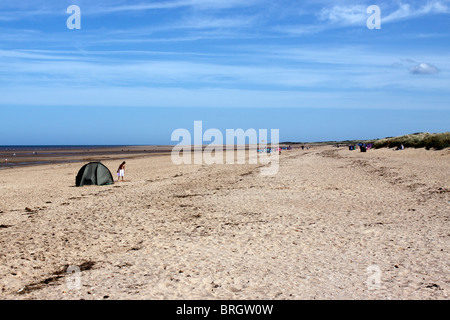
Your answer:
0,45 -> 447,93
318,4 -> 367,26
91,0 -> 267,14
384,1 -> 450,23
0,8 -> 59,21
173,15 -> 258,30
0,1 -> 449,112
0,0 -> 266,21
287,1 -> 450,34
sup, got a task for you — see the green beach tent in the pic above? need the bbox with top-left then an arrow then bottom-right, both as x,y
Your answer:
76,162 -> 114,187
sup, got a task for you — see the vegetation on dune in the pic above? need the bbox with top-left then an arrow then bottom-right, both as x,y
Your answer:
282,132 -> 450,150
369,132 -> 450,150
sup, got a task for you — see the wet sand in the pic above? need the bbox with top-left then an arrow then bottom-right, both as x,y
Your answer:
0,145 -> 449,299
0,146 -> 173,169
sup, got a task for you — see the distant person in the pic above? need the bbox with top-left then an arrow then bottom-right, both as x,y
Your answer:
117,161 -> 126,182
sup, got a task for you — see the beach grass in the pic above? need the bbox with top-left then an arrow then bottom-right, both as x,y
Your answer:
282,132 -> 450,150
370,132 -> 450,150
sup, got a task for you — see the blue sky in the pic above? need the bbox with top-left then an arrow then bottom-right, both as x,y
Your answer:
0,0 -> 449,145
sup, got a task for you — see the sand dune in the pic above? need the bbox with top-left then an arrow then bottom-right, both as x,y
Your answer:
0,146 -> 448,299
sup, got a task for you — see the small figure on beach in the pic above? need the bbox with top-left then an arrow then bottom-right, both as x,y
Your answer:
395,144 -> 405,151
117,161 -> 126,182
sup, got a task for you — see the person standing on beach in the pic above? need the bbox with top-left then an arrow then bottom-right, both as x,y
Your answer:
117,161 -> 126,182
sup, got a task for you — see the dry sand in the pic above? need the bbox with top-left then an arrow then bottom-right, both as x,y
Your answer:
0,146 -> 449,300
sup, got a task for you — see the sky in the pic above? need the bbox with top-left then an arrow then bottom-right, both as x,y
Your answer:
0,0 -> 449,145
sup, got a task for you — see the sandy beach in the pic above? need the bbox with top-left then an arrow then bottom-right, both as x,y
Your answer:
0,145 -> 448,300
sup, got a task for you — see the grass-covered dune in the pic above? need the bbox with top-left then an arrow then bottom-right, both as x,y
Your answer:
369,132 -> 450,150
282,132 -> 450,150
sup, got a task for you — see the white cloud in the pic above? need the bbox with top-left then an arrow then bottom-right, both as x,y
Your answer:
314,1 -> 450,30
318,5 -> 367,26
383,1 -> 450,23
409,63 -> 440,75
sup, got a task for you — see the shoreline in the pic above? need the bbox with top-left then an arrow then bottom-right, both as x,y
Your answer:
0,145 -> 174,170
0,144 -> 294,170
0,143 -> 447,170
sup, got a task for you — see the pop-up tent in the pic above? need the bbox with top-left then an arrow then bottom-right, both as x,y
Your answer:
76,162 -> 114,187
